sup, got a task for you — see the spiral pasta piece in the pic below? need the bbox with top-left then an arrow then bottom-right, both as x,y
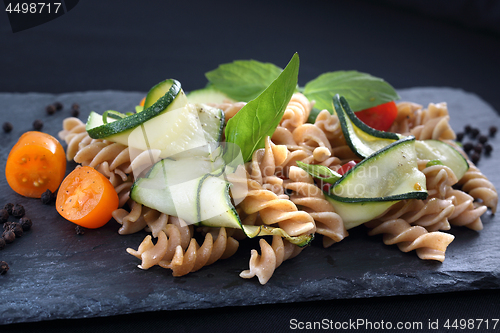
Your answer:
374,197 -> 455,232
445,187 -> 487,230
458,162 -> 498,213
58,117 -> 103,161
211,101 -> 246,123
418,160 -> 458,199
367,219 -> 455,262
279,93 -> 312,132
284,166 -> 348,247
239,235 -> 303,284
161,227 -> 239,276
239,180 -> 316,237
390,102 -> 456,140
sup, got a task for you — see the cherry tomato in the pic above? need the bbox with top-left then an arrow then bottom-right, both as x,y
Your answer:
355,101 -> 398,132
337,160 -> 357,175
5,131 -> 67,198
56,166 -> 119,229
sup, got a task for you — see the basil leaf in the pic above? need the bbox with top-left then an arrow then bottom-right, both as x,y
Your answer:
225,53 -> 300,162
296,161 -> 342,184
303,71 -> 400,113
205,59 -> 283,102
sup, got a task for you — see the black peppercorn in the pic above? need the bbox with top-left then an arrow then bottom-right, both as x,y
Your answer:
478,135 -> 488,144
463,142 -> 474,153
19,217 -> 32,231
474,144 -> 483,154
471,152 -> 481,164
3,222 -> 12,231
71,109 -> 80,117
11,204 -> 25,218
0,261 -> 8,274
2,230 -> 15,244
489,126 -> 497,137
33,119 -> 43,131
75,225 -> 85,235
4,203 -> 14,215
71,103 -> 80,111
2,122 -> 13,133
0,237 -> 5,250
41,189 -> 55,205
470,128 -> 480,138
456,132 -> 464,142
46,104 -> 56,115
54,101 -> 63,111
19,218 -> 32,231
464,125 -> 472,133
8,222 -> 23,238
0,209 -> 8,223
485,144 -> 493,155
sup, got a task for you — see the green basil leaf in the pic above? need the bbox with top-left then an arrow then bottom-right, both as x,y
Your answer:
303,71 -> 400,113
296,161 -> 342,184
225,53 -> 300,162
205,59 -> 283,102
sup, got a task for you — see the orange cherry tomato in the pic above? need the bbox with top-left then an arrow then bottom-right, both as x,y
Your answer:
139,96 -> 146,107
5,131 -> 67,198
56,166 -> 119,229
355,101 -> 398,132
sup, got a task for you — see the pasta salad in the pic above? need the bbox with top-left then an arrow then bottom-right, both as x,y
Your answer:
43,54 -> 498,284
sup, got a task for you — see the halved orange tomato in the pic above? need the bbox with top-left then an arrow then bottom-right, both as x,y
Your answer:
56,166 -> 119,229
5,131 -> 67,198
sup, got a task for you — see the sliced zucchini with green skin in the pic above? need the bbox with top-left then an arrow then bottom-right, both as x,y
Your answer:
187,86 -> 236,104
86,79 -> 184,139
131,155 -> 312,246
296,161 -> 342,184
87,102 -> 223,159
414,140 -> 469,180
325,136 -> 428,230
333,94 -> 401,158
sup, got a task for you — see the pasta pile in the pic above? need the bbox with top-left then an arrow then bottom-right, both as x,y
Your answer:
58,94 -> 498,284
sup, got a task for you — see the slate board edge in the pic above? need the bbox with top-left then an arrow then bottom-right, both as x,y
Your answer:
1,87 -> 499,325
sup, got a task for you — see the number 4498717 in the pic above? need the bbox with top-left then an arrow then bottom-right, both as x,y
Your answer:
5,2 -> 62,14
443,319 -> 499,330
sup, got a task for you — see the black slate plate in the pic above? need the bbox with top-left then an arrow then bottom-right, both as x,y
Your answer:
0,88 -> 499,325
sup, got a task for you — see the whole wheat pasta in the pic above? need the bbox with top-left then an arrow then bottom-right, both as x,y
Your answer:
366,218 -> 455,262
445,187 -> 487,230
238,177 -> 316,237
57,83 -> 497,285
376,197 -> 455,232
157,227 -> 238,276
391,102 -> 456,141
284,166 -> 348,247
418,160 -> 458,199
240,235 -> 303,284
279,92 -> 313,132
458,162 -> 498,213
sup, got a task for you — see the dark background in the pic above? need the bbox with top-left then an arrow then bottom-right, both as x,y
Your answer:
2,0 -> 500,332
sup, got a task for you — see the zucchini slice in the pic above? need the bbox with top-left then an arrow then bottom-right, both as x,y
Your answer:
130,153 -> 313,246
187,85 -> 236,104
325,136 -> 428,230
414,140 -> 469,180
296,161 -> 342,184
86,79 -> 184,140
333,94 -> 401,158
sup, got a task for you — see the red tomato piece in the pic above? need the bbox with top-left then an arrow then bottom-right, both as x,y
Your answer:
355,101 -> 398,132
337,160 -> 357,175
